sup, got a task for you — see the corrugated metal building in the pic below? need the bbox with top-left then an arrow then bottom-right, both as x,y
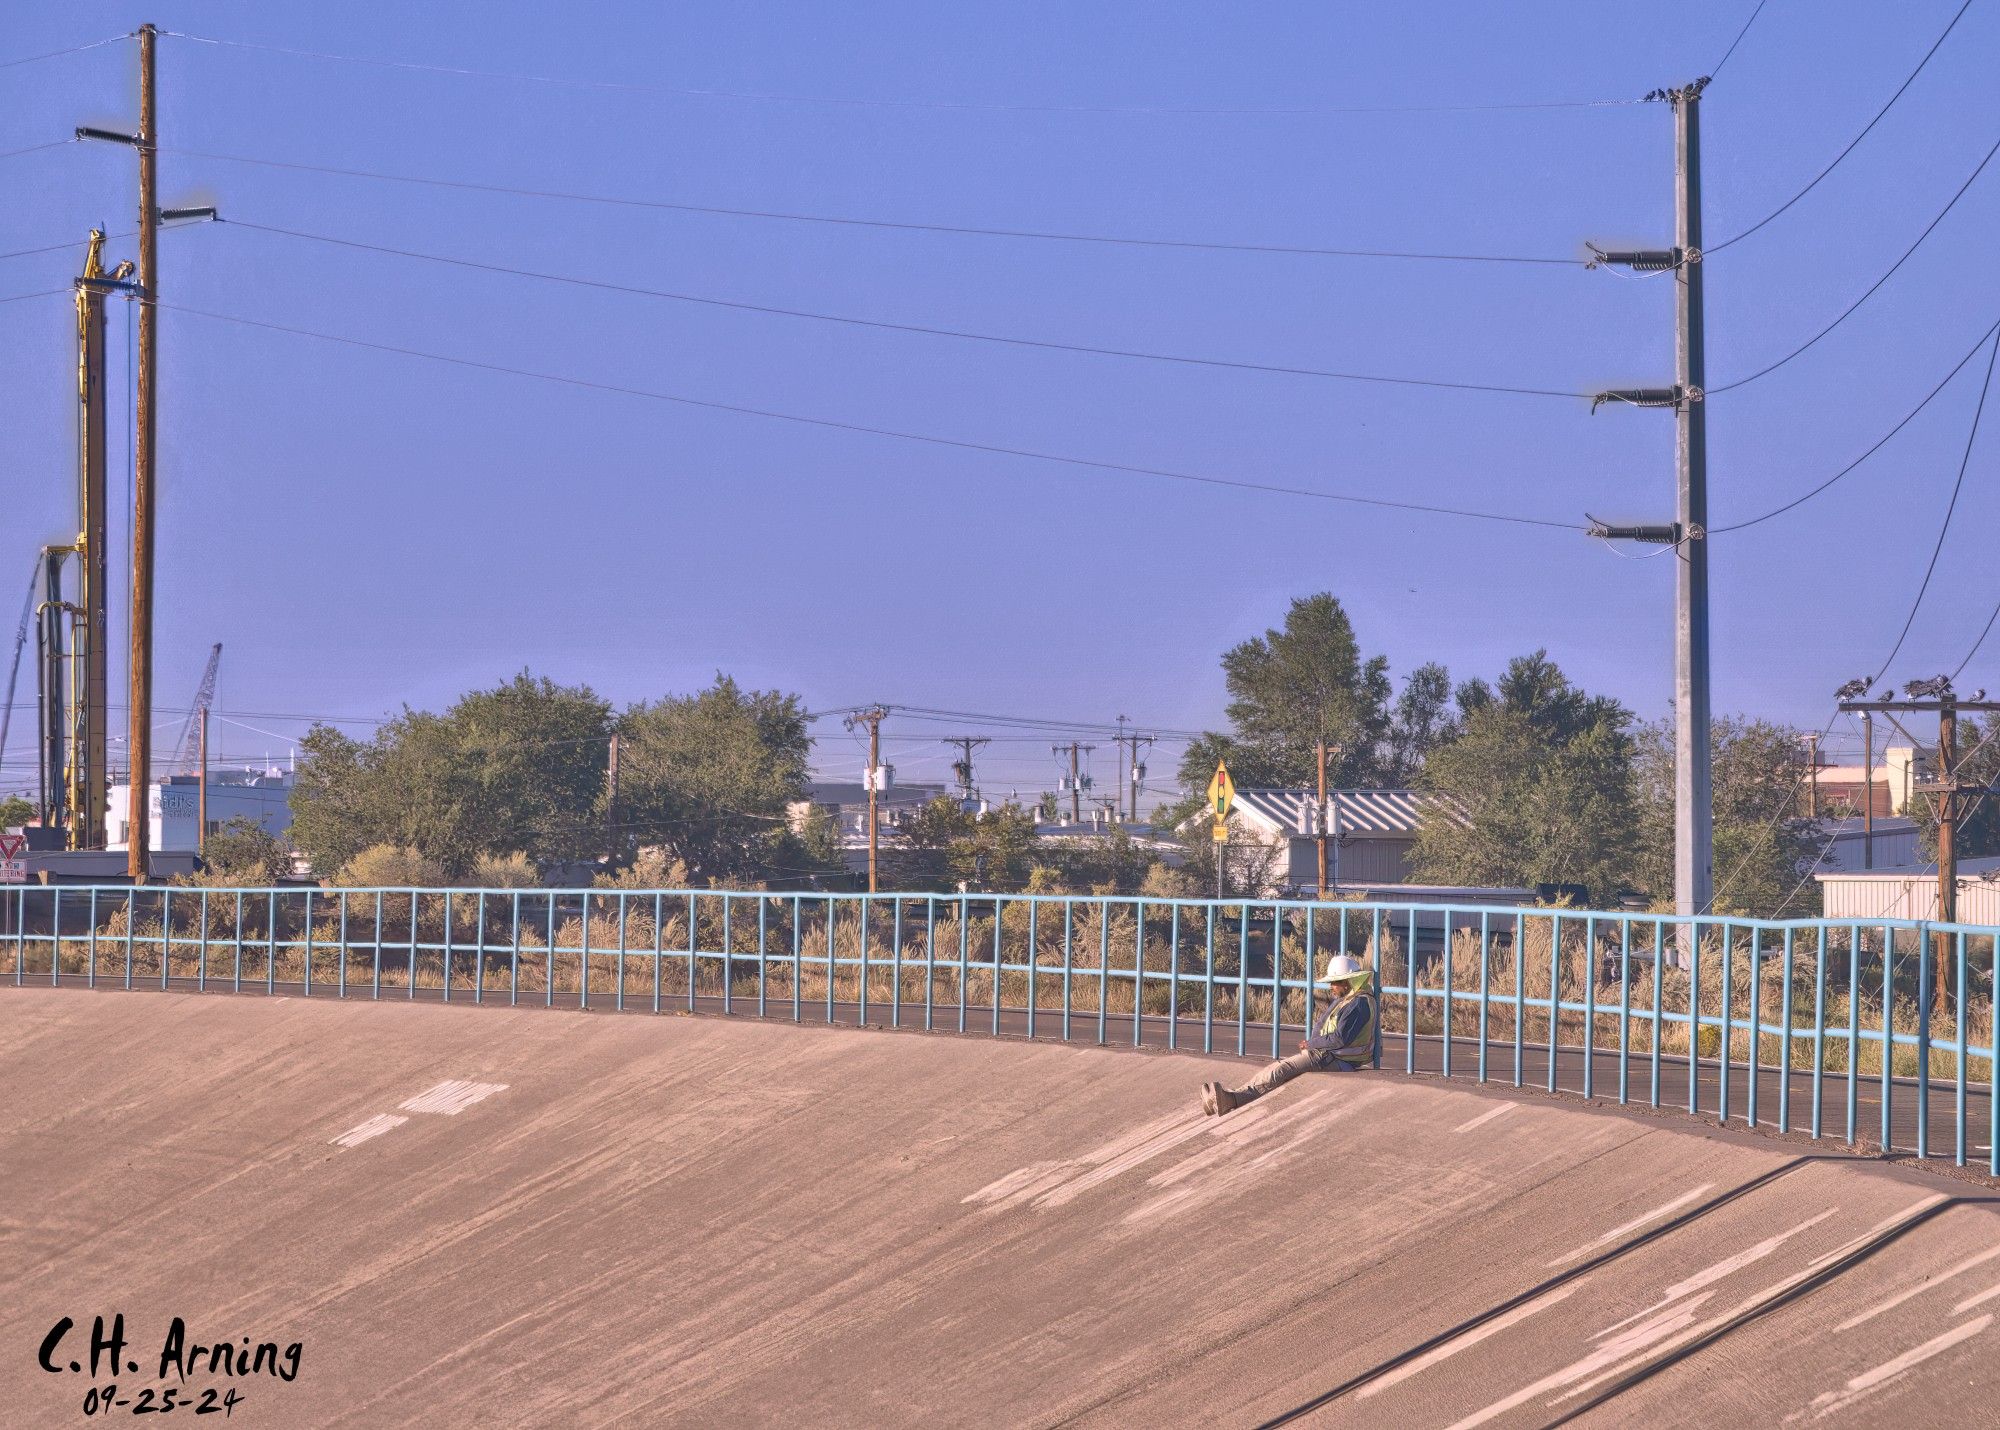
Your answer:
1228,788 -> 1461,891
1815,855 -> 2000,923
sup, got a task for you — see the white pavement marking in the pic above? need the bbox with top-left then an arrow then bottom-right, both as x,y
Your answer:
1545,1184 -> 1716,1267
1808,1194 -> 1949,1270
1447,1295 -> 1713,1429
399,1080 -> 509,1116
1836,1237 -> 2000,1331
331,1113 -> 408,1149
1803,1315 -> 1991,1420
1560,1196 -> 1950,1412
1593,1210 -> 1836,1341
1453,1103 -> 1517,1134
1952,1280 -> 2000,1314
1357,1285 -> 1580,1399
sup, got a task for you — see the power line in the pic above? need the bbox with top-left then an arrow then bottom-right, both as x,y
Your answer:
162,300 -> 1591,531
228,219 -> 1585,396
159,29 -> 1648,116
1870,327 -> 2000,684
0,138 -> 76,163
1708,0 -> 1976,254
1709,0 -> 1772,80
0,34 -> 128,70
168,147 -> 1584,266
0,288 -> 72,307
1709,313 -> 2000,533
1708,129 -> 2000,394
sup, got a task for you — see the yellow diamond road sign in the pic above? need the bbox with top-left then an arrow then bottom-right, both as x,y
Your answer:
1206,761 -> 1234,840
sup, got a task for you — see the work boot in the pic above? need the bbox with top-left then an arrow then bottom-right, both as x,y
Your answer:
1201,1082 -> 1221,1116
1214,1084 -> 1241,1116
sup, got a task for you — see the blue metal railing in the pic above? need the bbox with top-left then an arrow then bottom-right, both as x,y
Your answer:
5,884 -> 1996,1172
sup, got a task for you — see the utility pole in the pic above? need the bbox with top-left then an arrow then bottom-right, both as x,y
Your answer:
943,736 -> 989,808
1053,741 -> 1094,822
196,705 -> 208,860
1112,716 -> 1128,824
1802,732 -> 1820,820
604,731 -> 620,863
130,21 -> 158,882
76,27 -> 219,877
1862,711 -> 1875,871
845,708 -> 888,893
1588,77 -> 1713,948
71,230 -> 129,850
1839,683 -> 2000,1012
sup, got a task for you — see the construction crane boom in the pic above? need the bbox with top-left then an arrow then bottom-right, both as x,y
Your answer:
170,643 -> 221,776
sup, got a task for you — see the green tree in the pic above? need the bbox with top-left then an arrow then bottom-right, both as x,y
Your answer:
0,794 -> 33,829
614,675 -> 815,884
1634,716 -> 1824,917
1413,652 -> 1637,903
288,671 -> 612,879
1383,662 -> 1465,784
1910,711 -> 2000,863
888,797 -> 1040,892
1176,594 -> 1392,799
194,817 -> 292,884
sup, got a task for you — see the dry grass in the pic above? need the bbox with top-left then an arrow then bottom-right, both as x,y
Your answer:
4,892 -> 1993,1083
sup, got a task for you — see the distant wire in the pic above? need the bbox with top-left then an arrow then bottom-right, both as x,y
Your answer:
0,288 -> 72,306
159,30 -> 1647,115
0,138 -> 76,163
1709,313 -> 2000,533
1709,0 -> 1772,80
1708,0 -> 1976,254
161,301 -> 1592,532
1870,326 -> 2000,684
0,34 -> 128,70
1953,598 -> 2000,679
1708,129 -> 2000,394
229,220 -> 1585,397
169,147 -> 1582,266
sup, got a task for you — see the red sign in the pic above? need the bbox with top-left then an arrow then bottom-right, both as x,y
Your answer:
0,834 -> 24,862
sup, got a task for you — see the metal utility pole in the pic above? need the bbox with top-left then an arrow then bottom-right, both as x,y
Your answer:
130,20 -> 158,882
196,705 -> 208,859
604,731 -> 620,862
845,708 -> 888,893
1316,740 -> 1330,896
1052,741 -> 1094,822
1588,77 -> 1713,942
942,736 -> 989,807
71,231 -> 129,849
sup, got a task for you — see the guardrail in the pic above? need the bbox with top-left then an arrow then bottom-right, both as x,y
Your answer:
6,884 -> 1997,1173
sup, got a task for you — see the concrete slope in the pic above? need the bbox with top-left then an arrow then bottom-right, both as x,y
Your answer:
1,988 -> 1997,1427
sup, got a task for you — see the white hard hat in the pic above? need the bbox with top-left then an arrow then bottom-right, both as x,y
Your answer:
1315,953 -> 1371,988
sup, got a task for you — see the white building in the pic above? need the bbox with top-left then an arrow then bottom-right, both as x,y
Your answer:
1816,856 -> 2000,924
107,768 -> 295,852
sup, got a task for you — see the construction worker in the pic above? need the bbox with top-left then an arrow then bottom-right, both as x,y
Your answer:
1201,953 -> 1374,1116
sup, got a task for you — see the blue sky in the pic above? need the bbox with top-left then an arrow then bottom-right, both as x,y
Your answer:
4,2 -> 1997,799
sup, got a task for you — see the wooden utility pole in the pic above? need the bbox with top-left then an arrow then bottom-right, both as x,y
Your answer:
128,22 -> 159,882
1839,689 -> 2000,1012
845,708 -> 888,892
1862,712 -> 1875,871
1802,732 -> 1820,819
1053,741 -> 1094,823
942,736 -> 989,807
